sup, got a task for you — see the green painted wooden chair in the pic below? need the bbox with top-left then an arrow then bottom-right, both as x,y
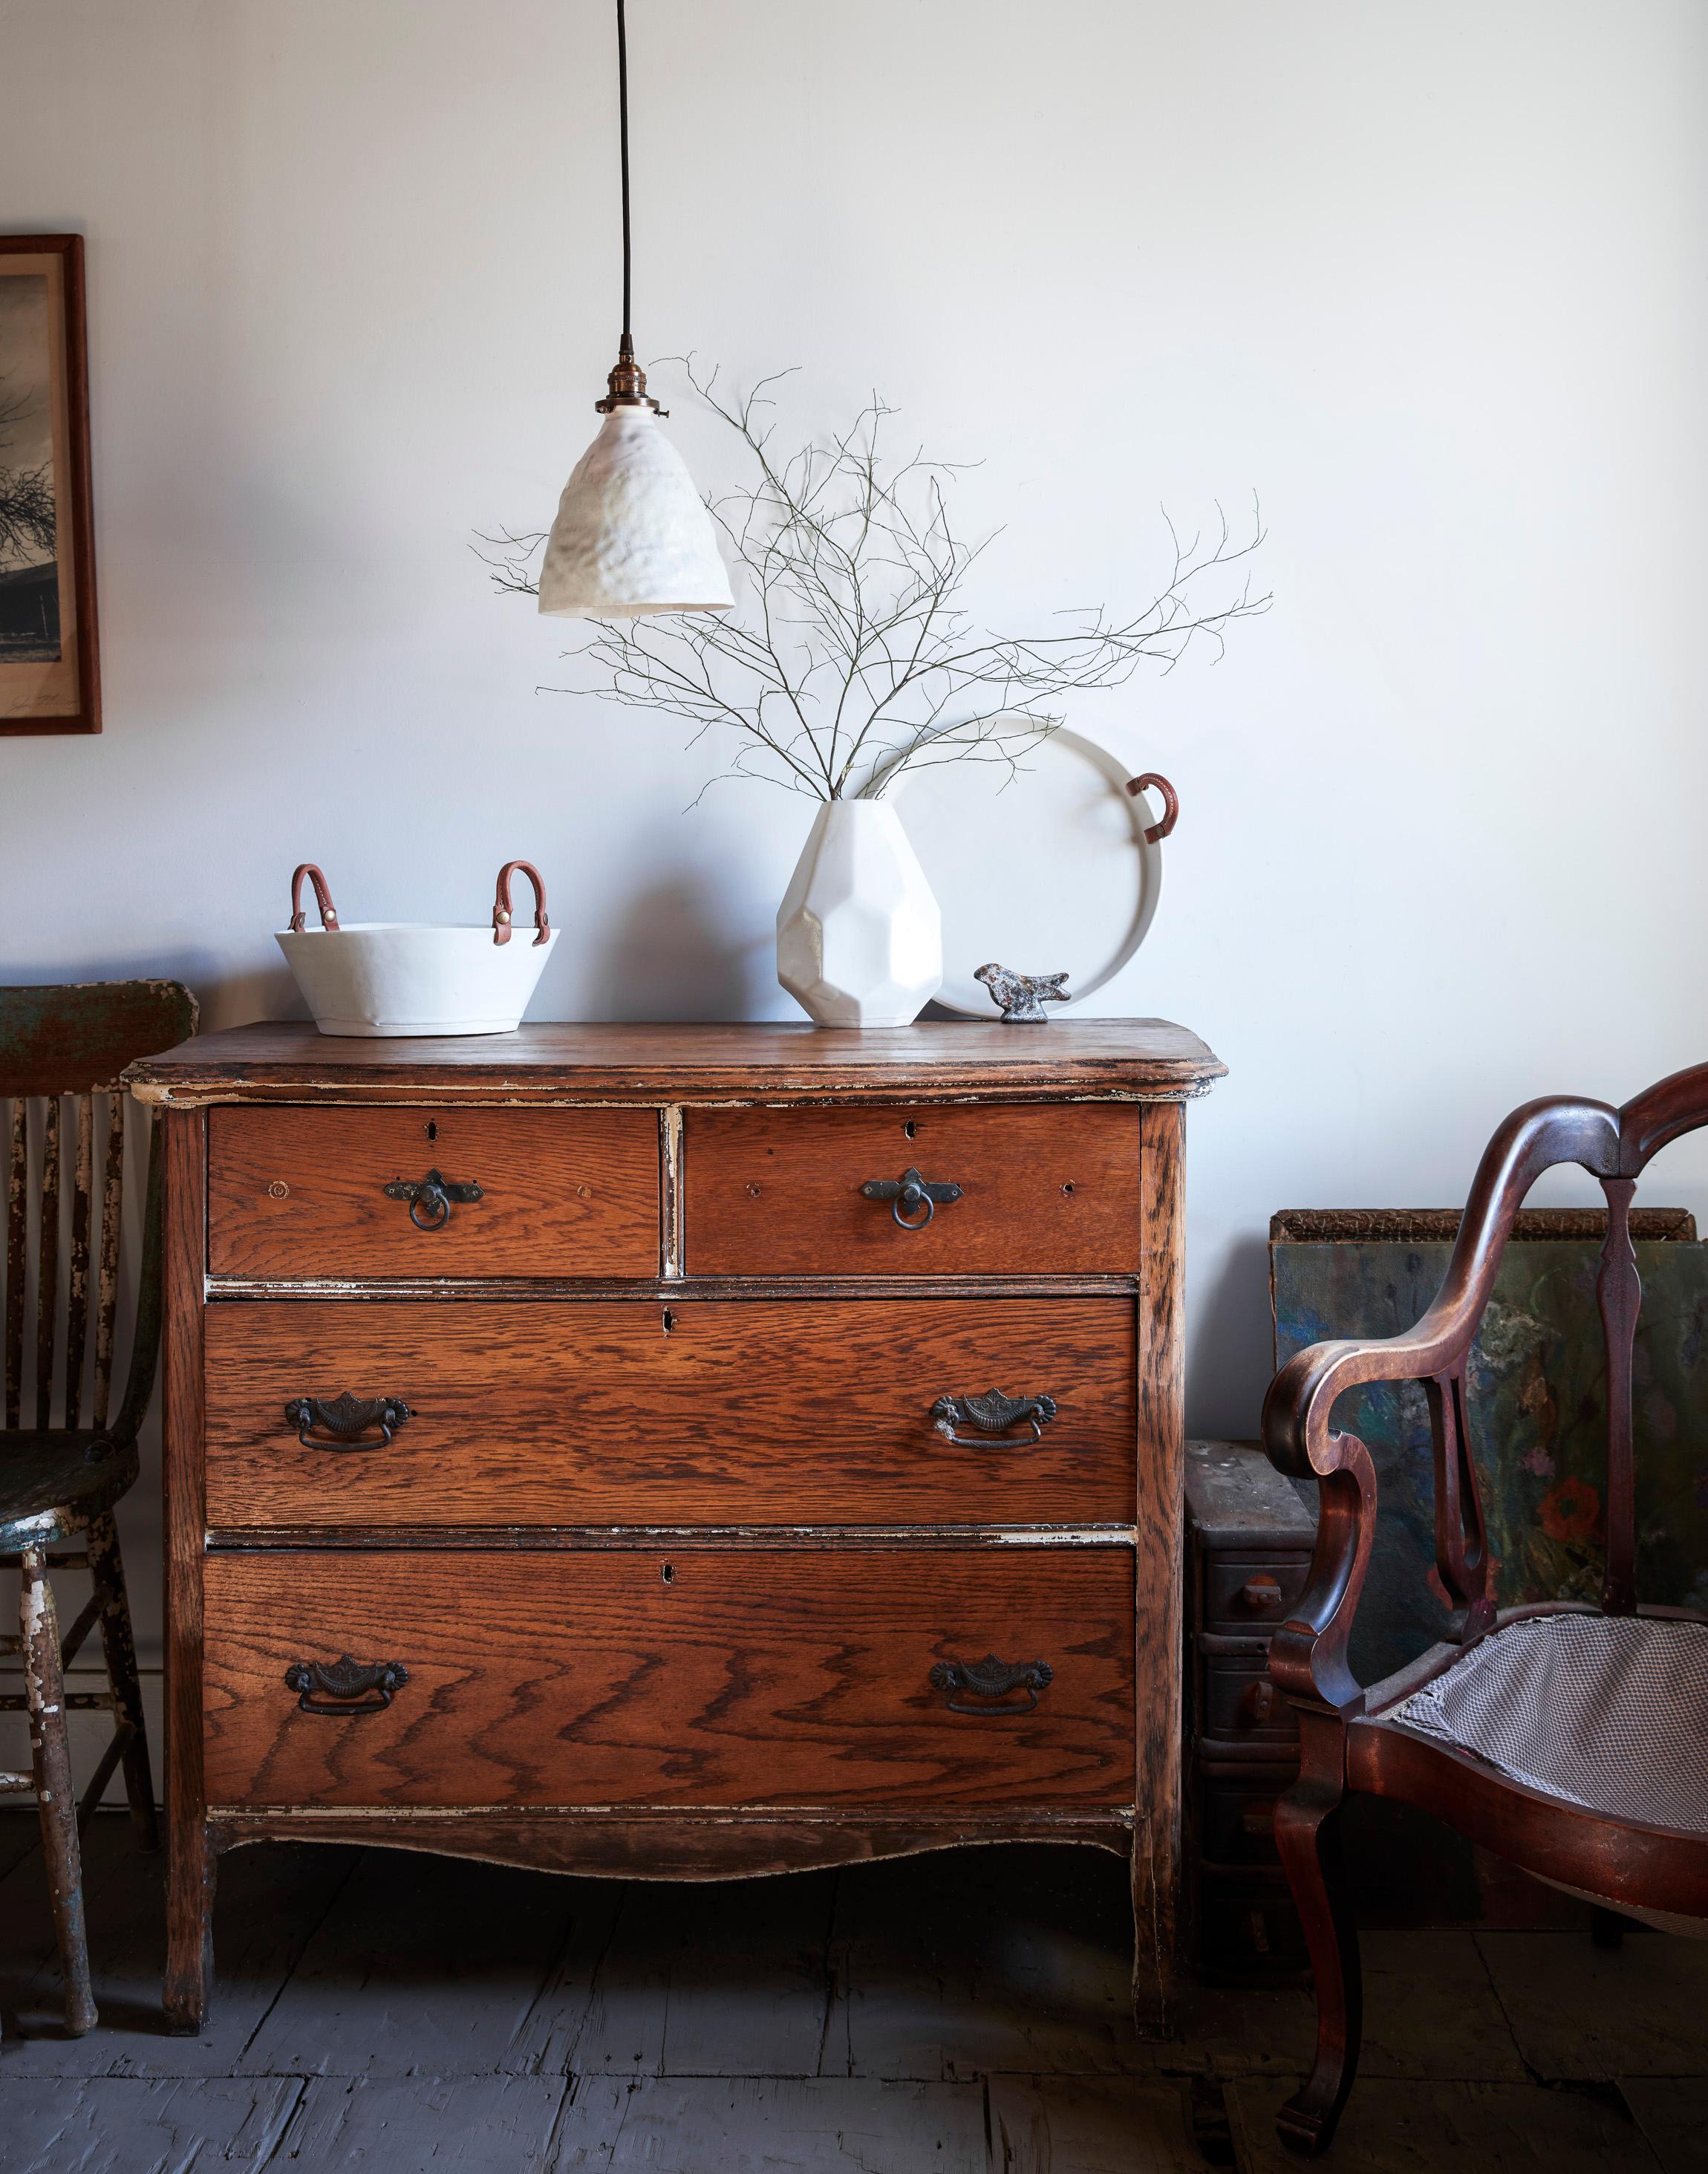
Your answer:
1,980 -> 196,2034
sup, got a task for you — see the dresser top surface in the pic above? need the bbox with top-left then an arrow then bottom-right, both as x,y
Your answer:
126,1018 -> 1225,1104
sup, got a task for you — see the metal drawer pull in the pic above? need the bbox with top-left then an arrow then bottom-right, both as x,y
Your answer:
284,1393 -> 413,1451
930,1390 -> 1059,1447
284,1655 -> 409,1716
861,1166 -> 962,1229
929,1653 -> 1053,1716
382,1167 -> 483,1231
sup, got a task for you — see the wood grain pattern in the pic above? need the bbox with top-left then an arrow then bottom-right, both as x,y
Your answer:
126,1018 -> 1228,1106
202,1296 -> 1136,1529
206,1105 -> 659,1280
1133,1100 -> 1185,2034
202,1548 -> 1135,1812
163,1106 -> 214,2035
685,1104 -> 1142,1278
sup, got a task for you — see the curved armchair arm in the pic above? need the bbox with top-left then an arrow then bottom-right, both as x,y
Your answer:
1262,1093 -> 1620,1715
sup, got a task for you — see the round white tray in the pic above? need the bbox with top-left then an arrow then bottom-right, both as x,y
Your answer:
890,731 -> 1171,1019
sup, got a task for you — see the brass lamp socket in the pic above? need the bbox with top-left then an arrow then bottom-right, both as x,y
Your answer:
594,335 -> 664,414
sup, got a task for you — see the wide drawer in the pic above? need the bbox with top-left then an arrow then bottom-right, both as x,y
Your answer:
203,1298 -> 1136,1529
684,1104 -> 1141,1277
202,1548 -> 1135,1809
206,1106 -> 660,1279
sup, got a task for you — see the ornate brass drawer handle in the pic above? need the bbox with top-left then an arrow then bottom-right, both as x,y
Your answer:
930,1389 -> 1058,1447
381,1167 -> 483,1231
929,1653 -> 1054,1716
284,1655 -> 409,1716
284,1392 -> 413,1451
860,1166 -> 963,1229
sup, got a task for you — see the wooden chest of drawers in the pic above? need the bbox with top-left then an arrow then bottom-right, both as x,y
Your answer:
127,1020 -> 1223,2037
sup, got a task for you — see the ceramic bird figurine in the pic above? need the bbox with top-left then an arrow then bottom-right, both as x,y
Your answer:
974,963 -> 1072,1023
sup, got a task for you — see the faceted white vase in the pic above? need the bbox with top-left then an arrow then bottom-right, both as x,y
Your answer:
776,799 -> 943,1028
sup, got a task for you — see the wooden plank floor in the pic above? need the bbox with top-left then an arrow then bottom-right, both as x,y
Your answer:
0,1815 -> 1703,2171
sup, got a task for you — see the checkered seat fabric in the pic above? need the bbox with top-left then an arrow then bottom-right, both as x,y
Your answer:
1389,1614 -> 1708,1837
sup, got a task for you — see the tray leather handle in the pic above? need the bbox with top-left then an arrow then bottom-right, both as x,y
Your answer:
1124,771 -> 1179,844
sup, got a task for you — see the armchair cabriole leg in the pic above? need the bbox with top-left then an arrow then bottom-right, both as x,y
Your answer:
1273,1719 -> 1361,2157
86,1511 -> 157,1851
22,1546 -> 98,2036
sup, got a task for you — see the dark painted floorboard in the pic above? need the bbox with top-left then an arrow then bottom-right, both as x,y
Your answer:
1,1816 -> 1704,2172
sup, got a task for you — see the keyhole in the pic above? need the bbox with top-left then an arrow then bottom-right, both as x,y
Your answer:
660,1562 -> 674,1584
662,1309 -> 676,1335
903,1119 -> 918,1139
426,1121 -> 438,1142
1061,1180 -> 1075,1195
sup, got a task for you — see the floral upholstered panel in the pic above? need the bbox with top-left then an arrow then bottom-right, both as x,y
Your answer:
1271,1217 -> 1708,1687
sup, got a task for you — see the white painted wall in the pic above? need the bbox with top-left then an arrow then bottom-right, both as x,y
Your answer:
3,0 -> 1706,1683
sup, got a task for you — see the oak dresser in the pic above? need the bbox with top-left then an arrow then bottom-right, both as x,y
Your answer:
126,1020 -> 1225,2036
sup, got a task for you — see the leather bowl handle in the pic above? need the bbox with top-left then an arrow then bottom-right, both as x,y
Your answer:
493,861 -> 550,948
289,864 -> 341,933
1124,772 -> 1179,845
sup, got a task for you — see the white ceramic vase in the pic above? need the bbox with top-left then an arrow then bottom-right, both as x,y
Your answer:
775,798 -> 943,1028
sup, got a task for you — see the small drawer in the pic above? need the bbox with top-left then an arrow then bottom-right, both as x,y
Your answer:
203,1547 -> 1135,1810
206,1106 -> 660,1279
1199,1771 -> 1294,1868
1202,1654 -> 1297,1744
1201,1553 -> 1311,1635
203,1296 -> 1137,1529
683,1104 -> 1141,1278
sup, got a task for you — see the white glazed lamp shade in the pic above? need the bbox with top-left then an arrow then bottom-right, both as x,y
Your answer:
776,798 -> 944,1029
537,408 -> 734,618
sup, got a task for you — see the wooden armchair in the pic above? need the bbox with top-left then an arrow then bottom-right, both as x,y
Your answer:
1262,1063 -> 1708,2154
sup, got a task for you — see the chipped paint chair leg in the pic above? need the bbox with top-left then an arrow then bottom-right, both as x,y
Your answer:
85,1511 -> 157,1851
21,1547 -> 99,2035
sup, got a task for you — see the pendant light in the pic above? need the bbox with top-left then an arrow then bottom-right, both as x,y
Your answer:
537,0 -> 733,619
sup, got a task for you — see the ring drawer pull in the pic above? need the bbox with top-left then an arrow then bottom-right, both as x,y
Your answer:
284,1654 -> 409,1716
284,1392 -> 413,1451
382,1167 -> 483,1231
860,1166 -> 963,1229
929,1653 -> 1054,1716
930,1390 -> 1059,1447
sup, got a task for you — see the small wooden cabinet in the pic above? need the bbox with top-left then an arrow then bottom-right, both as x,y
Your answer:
1184,1439 -> 1316,1982
128,1021 -> 1223,2036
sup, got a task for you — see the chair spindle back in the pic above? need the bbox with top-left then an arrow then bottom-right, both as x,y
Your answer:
1,982 -> 197,1439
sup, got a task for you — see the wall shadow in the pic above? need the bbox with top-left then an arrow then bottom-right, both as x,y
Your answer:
587,877 -> 764,1022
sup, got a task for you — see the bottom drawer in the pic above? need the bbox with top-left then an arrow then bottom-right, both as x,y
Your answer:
203,1548 -> 1134,1811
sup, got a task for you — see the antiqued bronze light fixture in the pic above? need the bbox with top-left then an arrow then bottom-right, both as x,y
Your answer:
536,0 -> 733,618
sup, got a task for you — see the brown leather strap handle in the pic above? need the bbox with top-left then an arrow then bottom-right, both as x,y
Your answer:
1124,772 -> 1179,844
289,864 -> 340,933
492,861 -> 550,948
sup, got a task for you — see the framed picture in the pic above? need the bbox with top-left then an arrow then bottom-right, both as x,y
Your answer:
0,234 -> 100,735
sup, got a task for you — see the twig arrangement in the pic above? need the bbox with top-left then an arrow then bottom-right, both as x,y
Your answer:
480,365 -> 1268,803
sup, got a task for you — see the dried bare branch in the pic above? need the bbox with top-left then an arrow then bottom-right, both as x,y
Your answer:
480,366 -> 1268,801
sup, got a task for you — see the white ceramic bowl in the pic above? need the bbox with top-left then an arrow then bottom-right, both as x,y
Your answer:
276,922 -> 558,1038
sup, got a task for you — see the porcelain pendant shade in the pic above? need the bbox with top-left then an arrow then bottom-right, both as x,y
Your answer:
537,408 -> 734,618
